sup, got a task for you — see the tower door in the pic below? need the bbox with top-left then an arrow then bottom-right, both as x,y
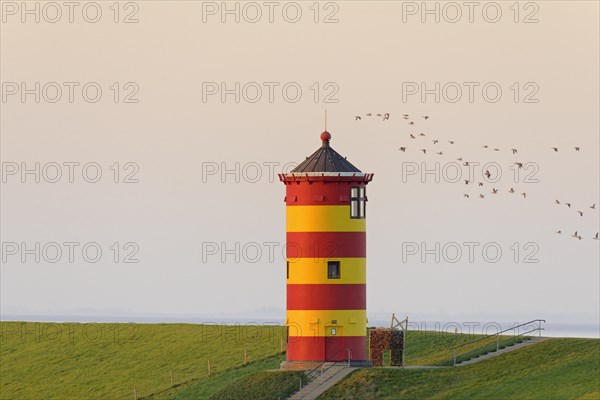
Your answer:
324,325 -> 345,361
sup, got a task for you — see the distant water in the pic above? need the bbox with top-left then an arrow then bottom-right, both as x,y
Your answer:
367,319 -> 600,339
2,315 -> 598,338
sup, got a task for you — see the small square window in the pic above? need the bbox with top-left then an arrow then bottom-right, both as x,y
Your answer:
328,261 -> 340,279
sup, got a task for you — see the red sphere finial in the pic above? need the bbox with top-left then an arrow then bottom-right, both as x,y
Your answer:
321,130 -> 331,142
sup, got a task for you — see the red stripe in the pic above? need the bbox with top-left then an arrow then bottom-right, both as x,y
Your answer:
286,232 -> 366,258
286,336 -> 367,361
285,182 -> 367,206
287,284 -> 366,310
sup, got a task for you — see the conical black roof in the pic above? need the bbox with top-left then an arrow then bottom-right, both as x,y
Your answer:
291,131 -> 362,173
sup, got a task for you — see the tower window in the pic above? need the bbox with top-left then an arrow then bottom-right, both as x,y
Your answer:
350,186 -> 366,219
328,261 -> 341,279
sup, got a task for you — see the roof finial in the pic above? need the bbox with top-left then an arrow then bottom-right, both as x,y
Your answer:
321,110 -> 331,145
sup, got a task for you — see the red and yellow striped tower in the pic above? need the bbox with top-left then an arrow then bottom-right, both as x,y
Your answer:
279,130 -> 373,369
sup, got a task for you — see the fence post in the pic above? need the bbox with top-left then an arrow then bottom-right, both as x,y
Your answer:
496,335 -> 499,351
170,370 -> 173,387
208,359 -> 211,376
133,386 -> 137,400
453,350 -> 456,366
244,349 -> 247,366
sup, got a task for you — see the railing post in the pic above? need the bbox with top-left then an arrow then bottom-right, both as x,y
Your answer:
453,350 -> 456,366
496,335 -> 499,351
346,348 -> 351,366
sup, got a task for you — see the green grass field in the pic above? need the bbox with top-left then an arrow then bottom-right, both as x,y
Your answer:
2,322 -> 598,400
0,322 -> 285,400
146,354 -> 306,400
319,338 -> 600,400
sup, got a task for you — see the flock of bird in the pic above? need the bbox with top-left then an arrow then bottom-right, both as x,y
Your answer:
354,112 -> 599,241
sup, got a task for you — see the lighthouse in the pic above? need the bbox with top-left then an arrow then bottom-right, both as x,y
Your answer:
279,130 -> 373,368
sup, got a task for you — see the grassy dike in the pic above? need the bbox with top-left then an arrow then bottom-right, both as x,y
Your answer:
2,322 -> 597,399
0,322 -> 286,400
319,338 -> 600,400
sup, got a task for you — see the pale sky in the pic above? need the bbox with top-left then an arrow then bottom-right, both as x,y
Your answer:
1,1 -> 599,332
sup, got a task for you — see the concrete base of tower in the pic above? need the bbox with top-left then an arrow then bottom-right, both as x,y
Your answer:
280,360 -> 373,370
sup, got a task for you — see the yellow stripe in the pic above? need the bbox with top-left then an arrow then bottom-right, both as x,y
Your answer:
287,258 -> 366,284
286,310 -> 366,337
286,206 -> 365,232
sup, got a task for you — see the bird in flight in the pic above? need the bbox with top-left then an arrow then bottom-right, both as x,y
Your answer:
577,211 -> 584,217
485,170 -> 491,179
433,140 -> 439,144
383,113 -> 390,120
423,116 -> 430,120
483,145 -> 489,148
478,182 -> 484,187
449,141 -> 455,144
366,113 -> 372,116
376,114 -> 382,117
575,147 -> 580,151
521,192 -> 527,198
421,149 -> 427,154
419,133 -> 426,136
410,134 -> 416,139
552,147 -> 559,152
594,233 -> 599,240
556,230 -> 562,234
463,162 -> 470,166
479,194 -> 485,199
399,147 -> 406,152
436,151 -> 443,155
509,188 -> 515,193
555,200 -> 561,205
511,149 -> 518,154
515,162 -> 524,169
493,148 -> 500,151
464,180 -> 470,185
572,231 -> 578,238
355,116 -> 361,120
591,204 -> 596,209
457,157 -> 463,161
464,194 -> 470,198
565,203 -> 571,208
409,121 -> 415,125
492,188 -> 498,194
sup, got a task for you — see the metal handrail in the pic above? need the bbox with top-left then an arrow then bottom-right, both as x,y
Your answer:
451,319 -> 545,366
305,347 -> 352,380
284,348 -> 352,400
450,319 -> 546,351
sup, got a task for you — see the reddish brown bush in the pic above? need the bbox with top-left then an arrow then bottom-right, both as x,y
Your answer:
369,329 -> 404,366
